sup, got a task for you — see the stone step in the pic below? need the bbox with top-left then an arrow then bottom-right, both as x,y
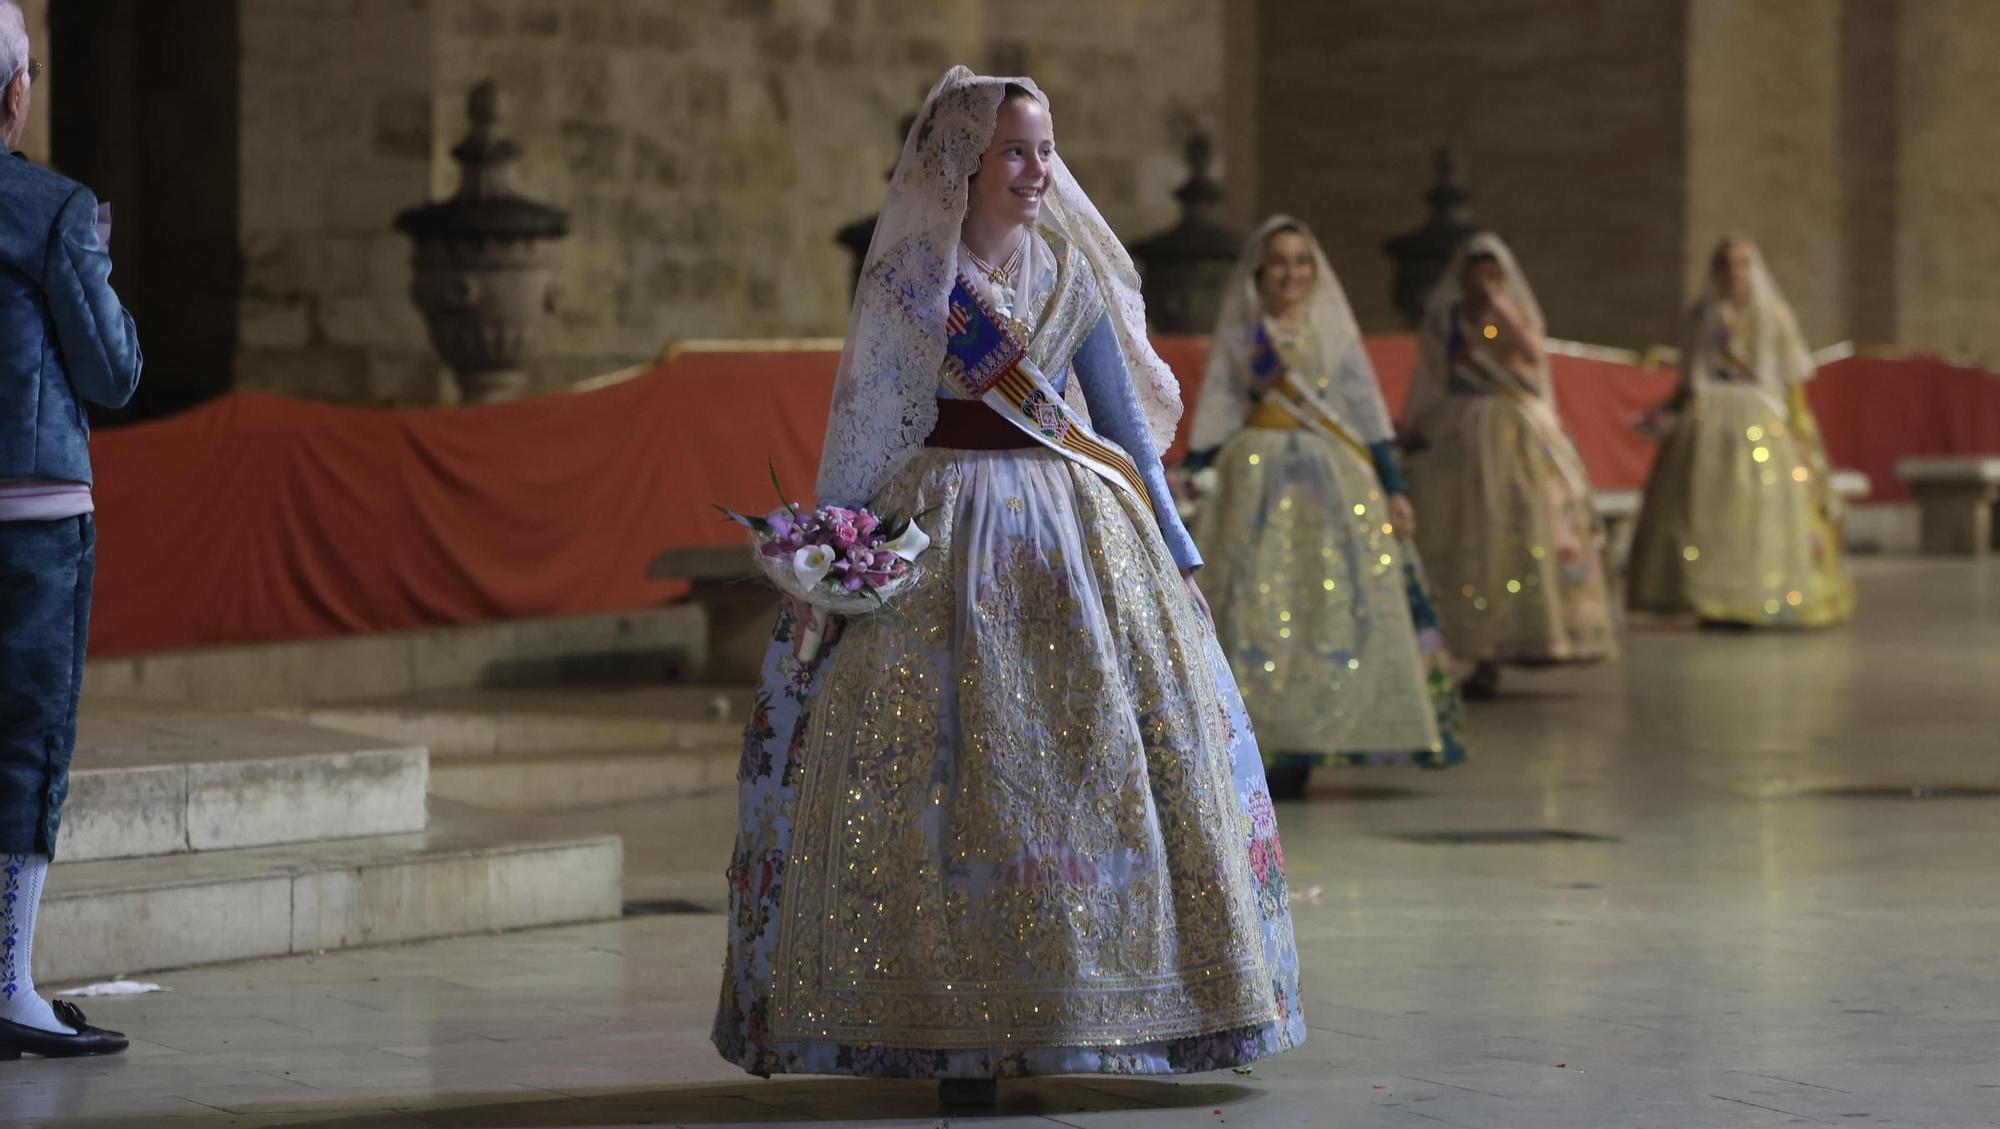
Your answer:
277,685 -> 749,758
430,744 -> 737,812
40,804 -> 621,985
83,605 -> 709,709
60,705 -> 428,863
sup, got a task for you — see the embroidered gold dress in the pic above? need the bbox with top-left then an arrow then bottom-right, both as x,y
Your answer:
1402,260 -> 1620,667
1627,285 -> 1854,626
1196,324 -> 1455,764
712,229 -> 1303,1080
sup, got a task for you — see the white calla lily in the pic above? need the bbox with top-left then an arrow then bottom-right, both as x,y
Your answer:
792,545 -> 837,591
882,519 -> 932,562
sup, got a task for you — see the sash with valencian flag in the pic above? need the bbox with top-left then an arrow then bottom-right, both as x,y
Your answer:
942,274 -> 1152,505
1247,320 -> 1372,462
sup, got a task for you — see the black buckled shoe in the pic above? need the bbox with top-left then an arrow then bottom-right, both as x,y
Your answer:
0,1000 -> 129,1059
1461,661 -> 1503,701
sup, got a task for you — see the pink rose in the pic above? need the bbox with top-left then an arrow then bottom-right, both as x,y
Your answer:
1247,838 -> 1270,882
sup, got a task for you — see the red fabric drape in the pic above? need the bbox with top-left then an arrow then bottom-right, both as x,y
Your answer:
88,336 -> 2000,657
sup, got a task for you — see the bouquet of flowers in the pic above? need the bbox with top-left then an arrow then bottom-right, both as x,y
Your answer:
720,474 -> 932,664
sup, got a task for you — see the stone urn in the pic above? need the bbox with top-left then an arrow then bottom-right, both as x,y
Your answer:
1128,132 -> 1242,335
1381,148 -> 1480,329
395,80 -> 569,404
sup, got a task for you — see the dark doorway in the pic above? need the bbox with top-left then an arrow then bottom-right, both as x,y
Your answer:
49,0 -> 240,423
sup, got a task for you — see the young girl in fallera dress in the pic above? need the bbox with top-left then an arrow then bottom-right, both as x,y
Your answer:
711,68 -> 1303,1107
1626,237 -> 1854,628
1400,234 -> 1619,697
1187,216 -> 1465,799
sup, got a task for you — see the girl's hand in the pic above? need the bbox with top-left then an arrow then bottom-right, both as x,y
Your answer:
1388,494 -> 1417,540
784,595 -> 844,660
1182,568 -> 1212,623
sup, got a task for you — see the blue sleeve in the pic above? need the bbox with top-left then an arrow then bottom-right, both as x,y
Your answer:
43,186 -> 143,409
1369,440 -> 1407,496
1073,314 -> 1203,571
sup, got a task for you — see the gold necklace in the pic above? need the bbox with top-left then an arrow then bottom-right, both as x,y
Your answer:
963,236 -> 1026,287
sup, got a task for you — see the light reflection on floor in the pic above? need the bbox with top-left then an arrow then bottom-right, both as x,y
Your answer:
11,558 -> 1997,1128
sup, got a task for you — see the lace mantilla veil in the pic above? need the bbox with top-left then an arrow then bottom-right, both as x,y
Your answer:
1402,231 -> 1550,434
815,66 -> 1183,506
1189,214 -> 1391,452
1687,237 -> 1815,392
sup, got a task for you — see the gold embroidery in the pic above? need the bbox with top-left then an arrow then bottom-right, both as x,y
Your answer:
1026,230 -> 1105,377
770,449 -> 1274,1048
1406,387 -> 1619,664
1195,428 -> 1437,754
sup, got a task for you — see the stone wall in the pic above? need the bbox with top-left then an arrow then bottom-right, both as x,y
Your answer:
31,0 -> 2000,409
428,0 -> 981,387
1685,0 -> 1843,347
1838,0 -> 1900,347
1252,0 -> 1692,349
234,0 -> 441,405
215,0 -> 1230,403
1248,0 -> 2000,365
427,0 -> 1227,391
1683,0 -> 2000,365
1894,0 -> 2000,365
27,0 -> 1221,407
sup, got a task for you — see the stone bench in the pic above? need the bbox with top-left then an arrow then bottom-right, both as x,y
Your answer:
1830,469 -> 1872,503
649,545 -> 774,682
1895,457 -> 2000,556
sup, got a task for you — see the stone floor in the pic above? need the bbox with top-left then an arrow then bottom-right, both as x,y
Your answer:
12,557 -> 2000,1128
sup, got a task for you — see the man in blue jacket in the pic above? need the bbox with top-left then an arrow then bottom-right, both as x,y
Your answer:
0,1 -> 140,1058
